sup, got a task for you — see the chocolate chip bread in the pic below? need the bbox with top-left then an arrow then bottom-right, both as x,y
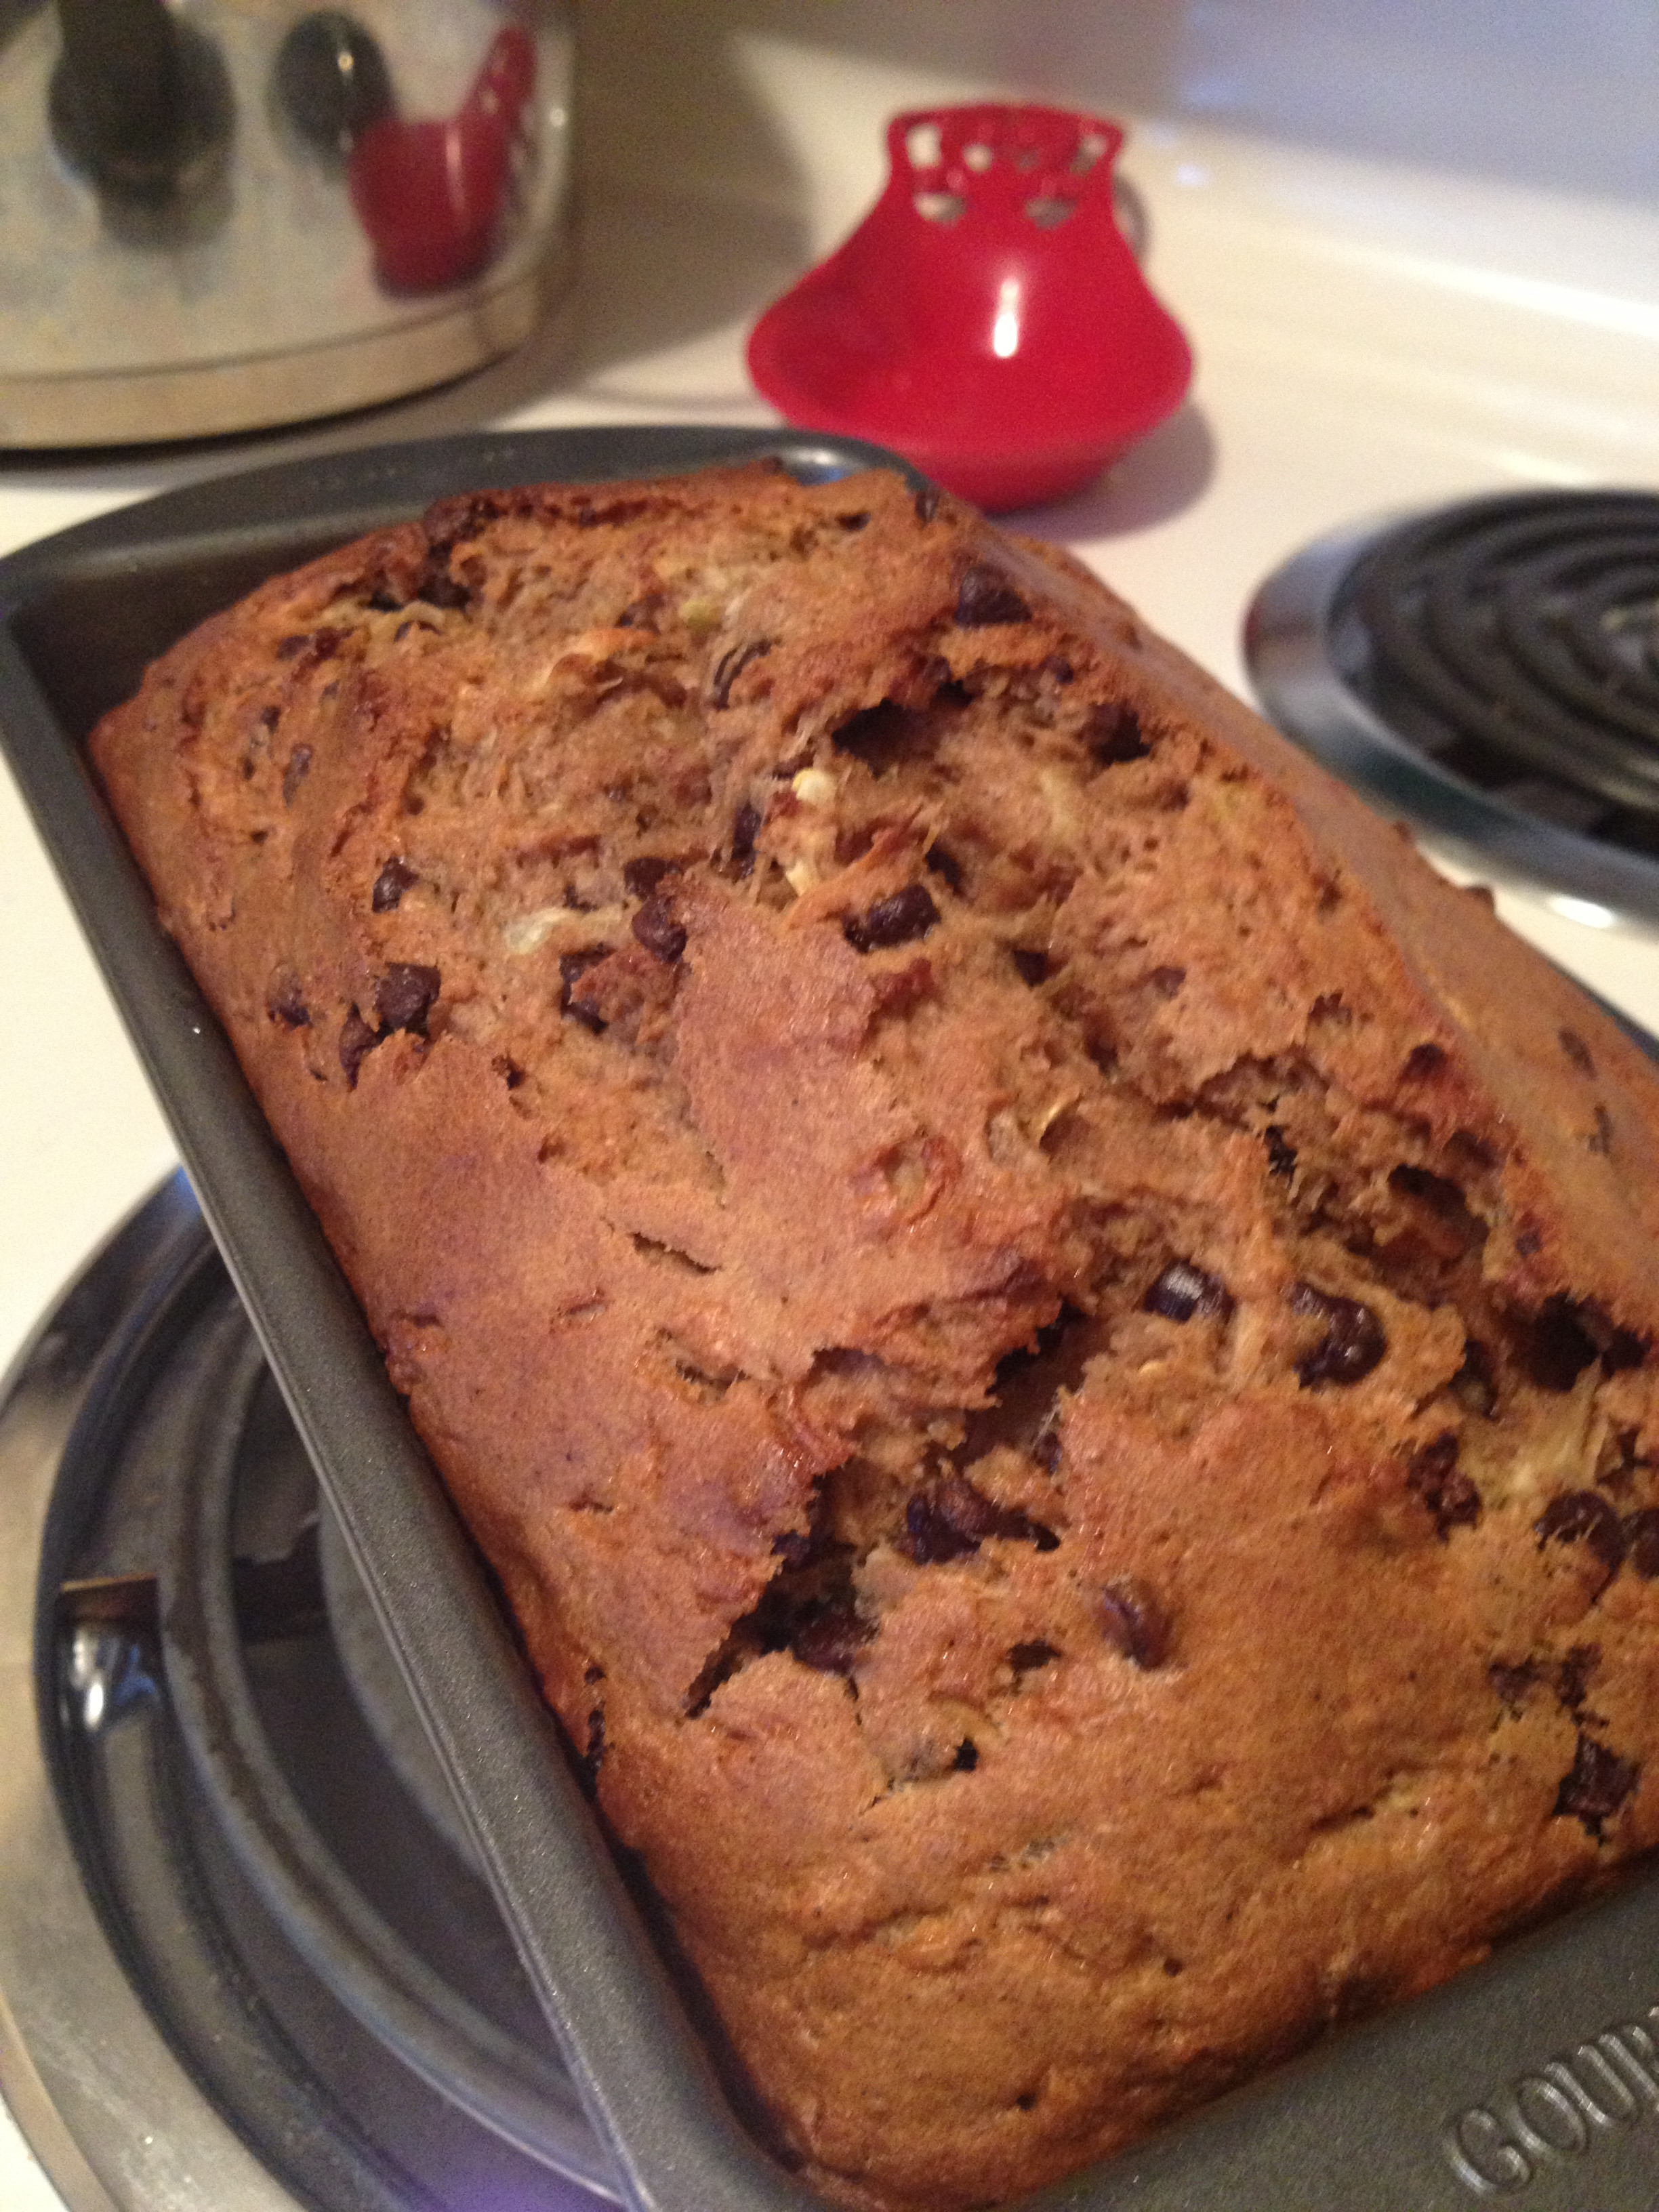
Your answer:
91,462 -> 1659,2211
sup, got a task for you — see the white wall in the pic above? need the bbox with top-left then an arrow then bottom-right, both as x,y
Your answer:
577,0 -> 1659,210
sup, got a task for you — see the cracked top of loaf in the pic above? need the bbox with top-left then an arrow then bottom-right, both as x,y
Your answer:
93,462 -> 1659,2211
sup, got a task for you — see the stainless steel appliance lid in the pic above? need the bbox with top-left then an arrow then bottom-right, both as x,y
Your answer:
0,0 -> 575,444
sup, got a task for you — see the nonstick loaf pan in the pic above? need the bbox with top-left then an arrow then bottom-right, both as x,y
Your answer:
3,424 -> 1658,2212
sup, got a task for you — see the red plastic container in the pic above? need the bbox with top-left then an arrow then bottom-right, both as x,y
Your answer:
748,104 -> 1193,512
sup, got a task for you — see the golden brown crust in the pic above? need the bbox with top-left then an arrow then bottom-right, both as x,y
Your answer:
93,462 -> 1659,2210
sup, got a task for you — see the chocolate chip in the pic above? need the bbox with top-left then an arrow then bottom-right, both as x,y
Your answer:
371,857 -> 418,912
730,801 -> 761,875
791,1604 -> 873,1675
1099,1578 -> 1170,1669
1010,947 -> 1048,985
1449,1128 -> 1498,1171
844,883 -> 939,954
1010,1640 -> 1059,1676
1406,1432 -> 1481,1538
899,1473 -> 1057,1563
1588,1104 -> 1614,1156
1626,1508 -> 1659,1580
1554,1733 -> 1638,1837
1559,1027 -> 1595,1076
954,563 -> 1031,627
1043,654 -> 1075,686
1086,701 -> 1148,764
838,510 -> 872,531
1145,1260 -> 1234,1324
417,565 -> 471,611
1578,1301 -> 1645,1372
1556,1643 -> 1599,1713
632,896 -> 687,964
1404,1042 -> 1447,1081
580,1706 -> 605,1797
1290,1282 -> 1387,1386
275,626 -> 342,663
1264,1126 -> 1297,1179
1389,1163 -> 1482,1237
831,700 -> 917,762
623,855 -> 678,898
914,483 -> 942,524
266,973 -> 310,1029
1515,1223 -> 1544,1259
282,745 -> 312,804
1490,1658 -> 1539,1713
1523,1297 -> 1598,1391
339,1007 -> 381,1086
367,586 -> 404,613
901,1485 -> 988,1564
1147,964 -> 1186,998
375,962 -> 440,1035
559,948 -> 610,1031
1535,1489 -> 1627,1585
952,1738 -> 979,1771
924,842 -> 964,893
1451,1338 -> 1498,1418
710,638 -> 773,709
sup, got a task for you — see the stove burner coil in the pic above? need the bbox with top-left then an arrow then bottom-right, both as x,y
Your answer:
1342,490 -> 1659,823
1246,489 -> 1659,922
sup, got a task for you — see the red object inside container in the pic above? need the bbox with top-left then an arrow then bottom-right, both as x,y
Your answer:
348,24 -> 535,295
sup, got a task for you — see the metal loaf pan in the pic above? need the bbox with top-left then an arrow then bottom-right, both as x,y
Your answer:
2,424 -> 1658,2212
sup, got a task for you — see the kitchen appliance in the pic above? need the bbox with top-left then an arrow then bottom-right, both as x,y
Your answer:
1246,492 -> 1659,930
3,13 -> 1659,2203
0,0 -> 574,445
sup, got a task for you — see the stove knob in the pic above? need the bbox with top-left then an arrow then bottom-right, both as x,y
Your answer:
272,11 -> 394,167
49,0 -> 233,210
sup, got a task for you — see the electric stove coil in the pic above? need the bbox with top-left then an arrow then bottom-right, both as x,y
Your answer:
1246,489 -> 1659,923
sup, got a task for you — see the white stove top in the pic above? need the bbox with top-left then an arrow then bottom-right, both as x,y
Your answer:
3,12 -> 1658,2203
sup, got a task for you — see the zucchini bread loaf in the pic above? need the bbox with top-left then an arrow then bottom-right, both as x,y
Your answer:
93,462 -> 1659,2211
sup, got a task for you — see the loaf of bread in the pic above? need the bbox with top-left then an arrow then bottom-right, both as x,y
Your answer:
93,462 -> 1659,2211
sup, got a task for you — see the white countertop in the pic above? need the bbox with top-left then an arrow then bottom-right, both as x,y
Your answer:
3,18 -> 1659,2200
